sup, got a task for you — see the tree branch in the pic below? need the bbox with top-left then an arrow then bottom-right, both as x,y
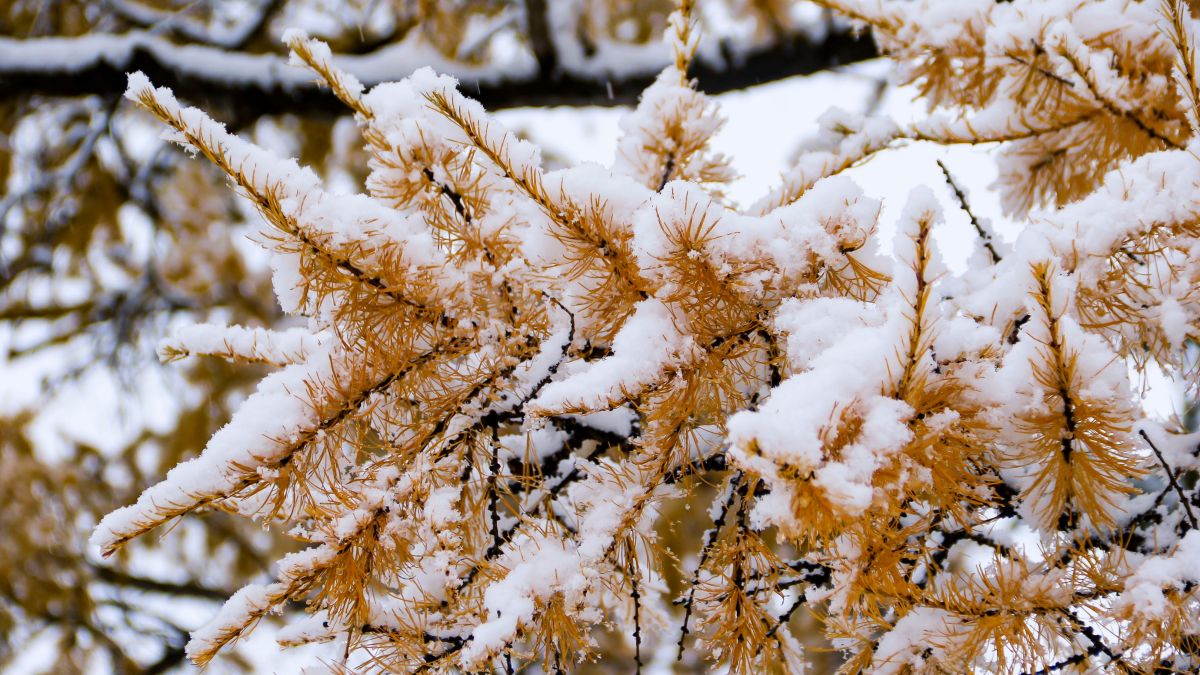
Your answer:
1139,429 -> 1198,531
90,564 -> 233,601
937,159 -> 1001,264
522,0 -> 558,78
105,0 -> 284,51
0,29 -> 877,122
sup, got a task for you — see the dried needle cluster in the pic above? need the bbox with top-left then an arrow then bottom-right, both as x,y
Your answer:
94,1 -> 1200,672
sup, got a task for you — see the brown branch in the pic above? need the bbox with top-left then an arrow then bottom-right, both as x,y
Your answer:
90,564 -> 233,601
99,339 -> 463,557
0,30 -> 876,123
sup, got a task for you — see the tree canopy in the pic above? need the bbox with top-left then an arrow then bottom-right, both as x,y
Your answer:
6,0 -> 1200,673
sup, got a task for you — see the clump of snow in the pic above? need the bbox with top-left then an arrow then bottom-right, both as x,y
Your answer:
530,299 -> 697,414
1117,530 -> 1200,619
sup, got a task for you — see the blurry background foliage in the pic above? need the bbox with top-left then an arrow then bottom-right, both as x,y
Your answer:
0,0 -> 869,671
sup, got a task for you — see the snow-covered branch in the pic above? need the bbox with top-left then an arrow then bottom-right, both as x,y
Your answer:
0,27 -> 876,120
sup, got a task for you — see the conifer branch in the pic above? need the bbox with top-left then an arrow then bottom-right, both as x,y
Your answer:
97,340 -> 462,557
486,429 -> 505,560
1054,41 -> 1186,151
1162,0 -> 1200,134
128,79 -> 437,313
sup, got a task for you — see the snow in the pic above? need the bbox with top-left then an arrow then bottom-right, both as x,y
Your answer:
91,343 -> 340,555
750,108 -> 899,215
187,543 -> 338,660
127,70 -> 458,313
1117,530 -> 1200,619
283,30 -> 365,101
726,301 -> 910,496
530,299 -> 697,414
724,187 -> 959,525
185,583 -> 278,662
872,607 -> 959,674
612,67 -> 732,189
462,534 -> 588,665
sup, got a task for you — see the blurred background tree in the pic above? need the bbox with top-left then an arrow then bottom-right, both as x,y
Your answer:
0,1 -> 872,672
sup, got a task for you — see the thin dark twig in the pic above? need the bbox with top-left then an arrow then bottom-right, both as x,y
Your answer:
677,470 -> 742,661
1139,429 -> 1198,530
937,159 -> 1001,264
1021,652 -> 1088,675
632,563 -> 643,674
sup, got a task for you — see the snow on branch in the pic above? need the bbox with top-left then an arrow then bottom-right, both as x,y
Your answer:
0,25 -> 876,120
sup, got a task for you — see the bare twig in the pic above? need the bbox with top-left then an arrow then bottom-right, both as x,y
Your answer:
937,159 -> 1002,264
1140,429 -> 1198,530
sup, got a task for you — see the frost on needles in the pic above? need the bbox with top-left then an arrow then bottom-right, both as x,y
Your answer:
94,1 -> 1200,673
